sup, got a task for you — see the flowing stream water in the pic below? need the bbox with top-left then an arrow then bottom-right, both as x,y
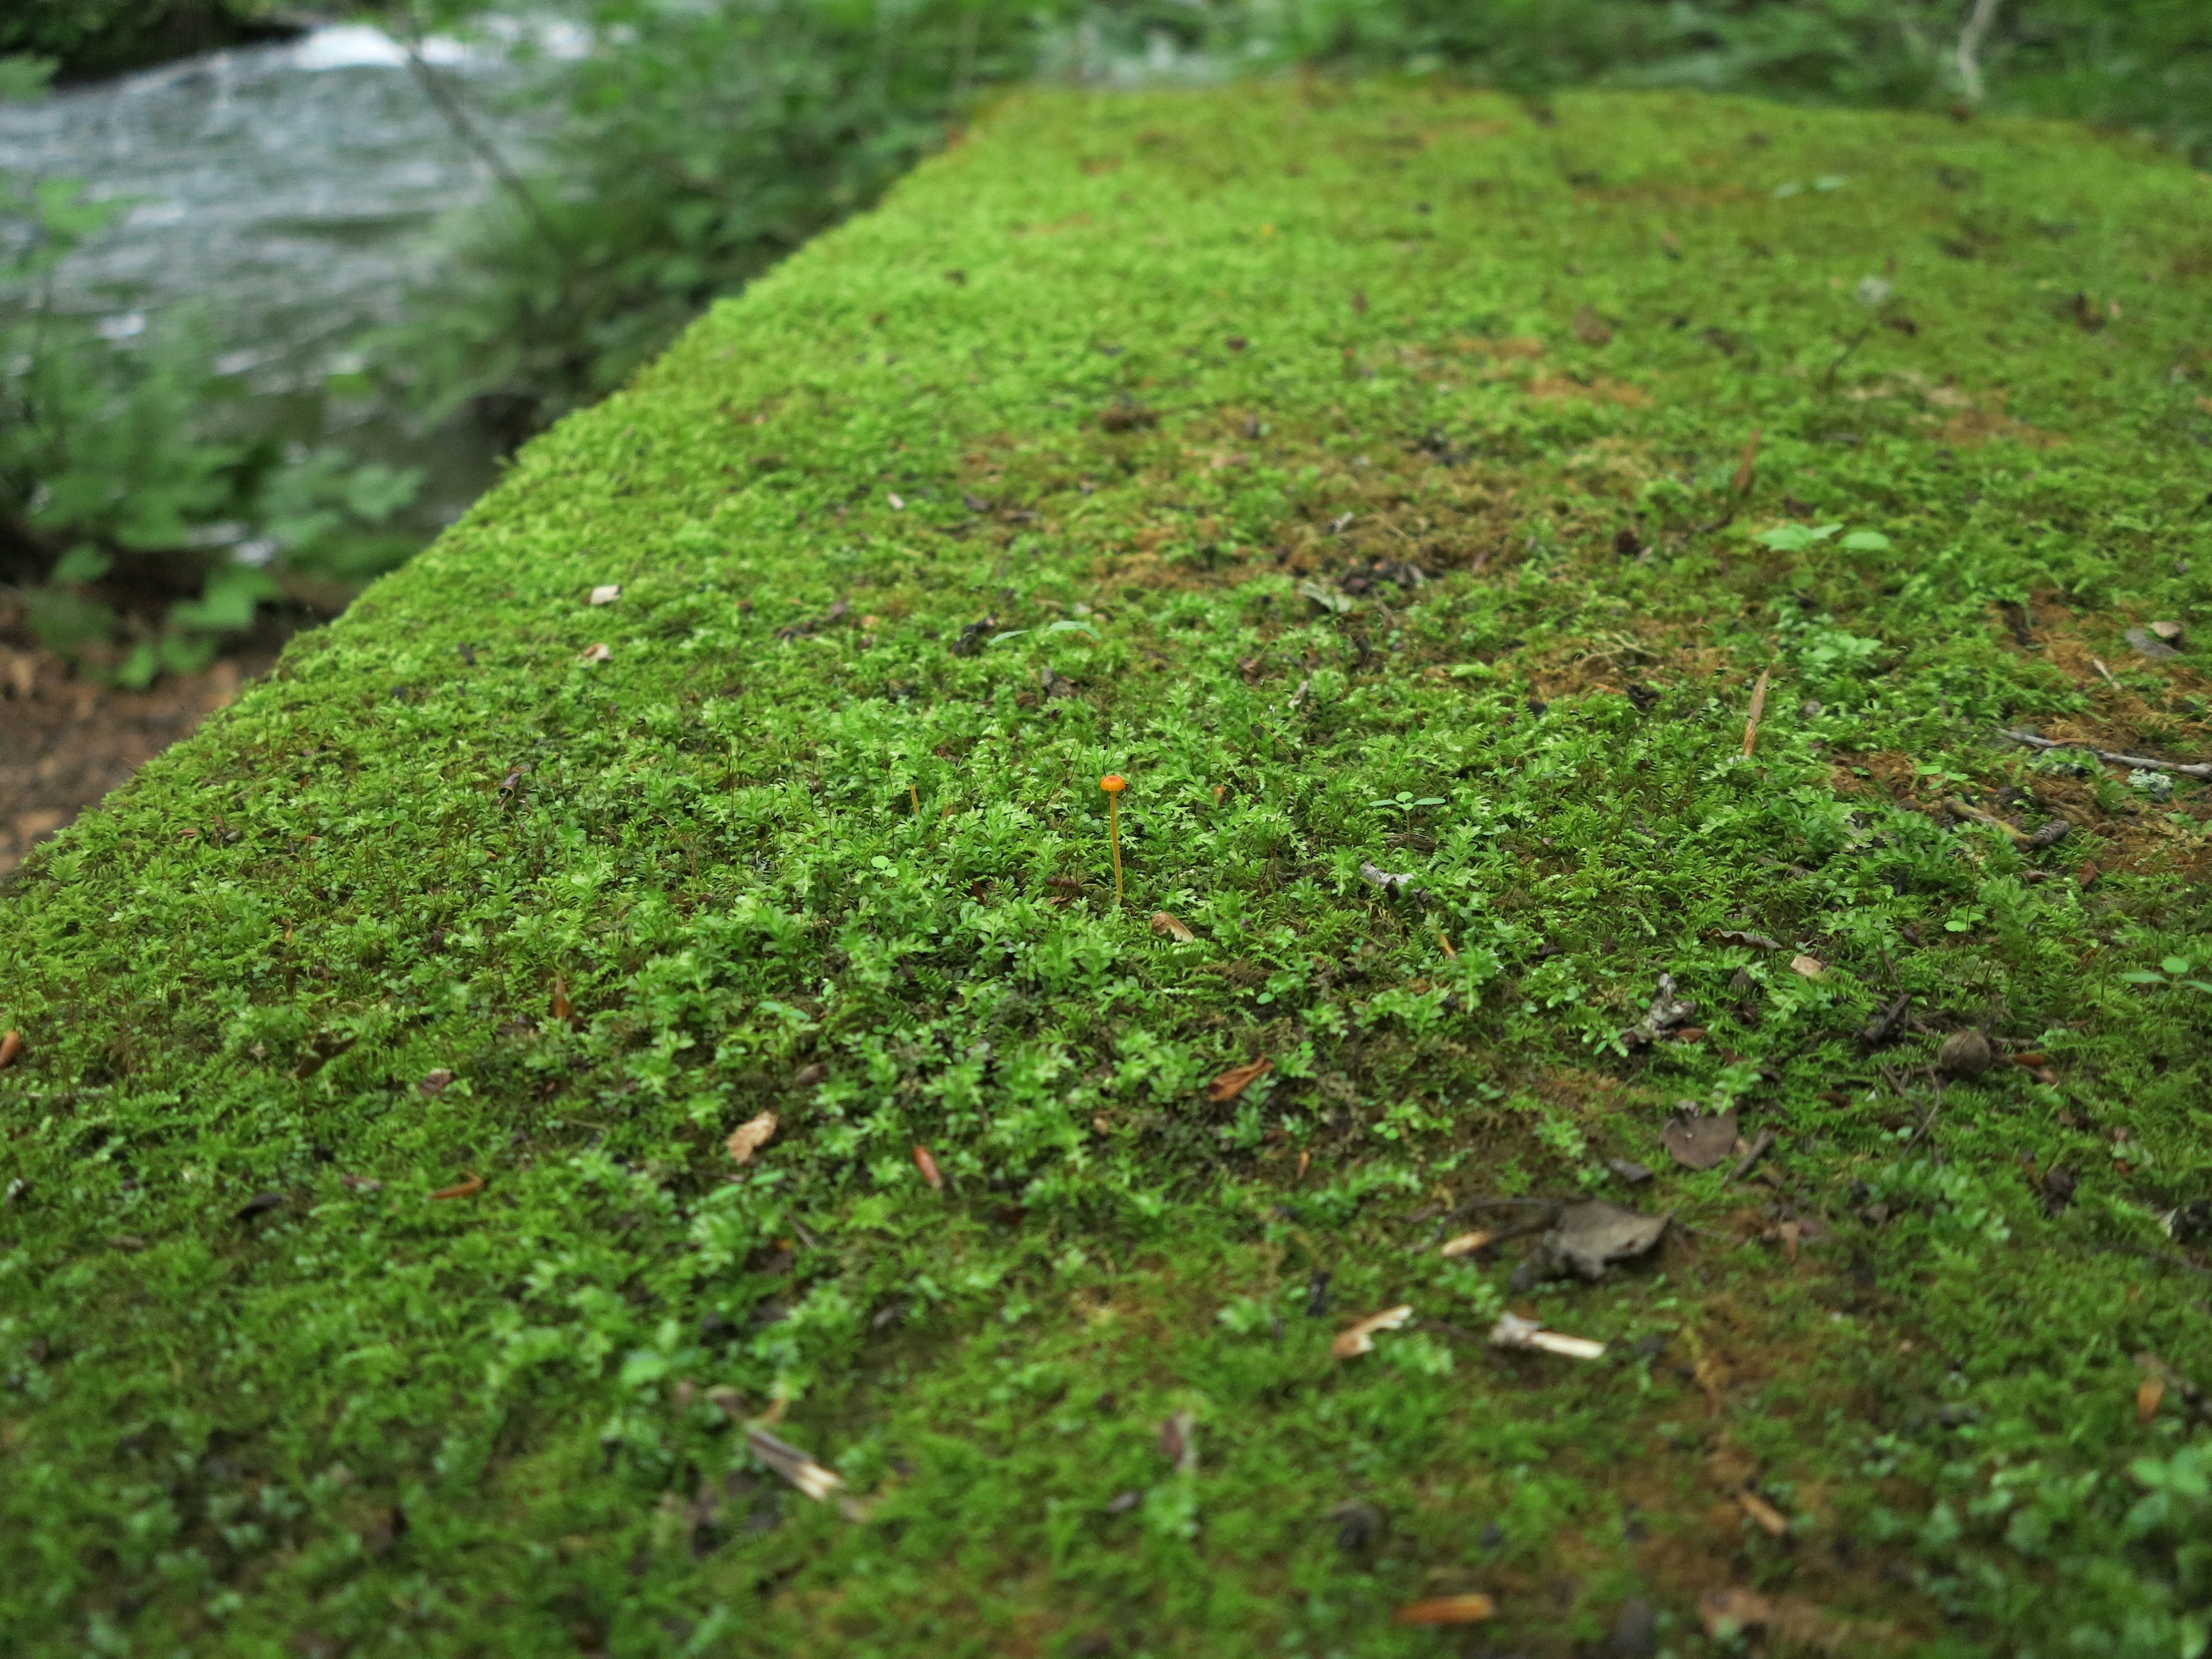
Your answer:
0,22 -> 567,531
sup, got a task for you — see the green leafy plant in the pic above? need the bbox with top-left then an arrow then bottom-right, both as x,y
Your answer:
1,144 -> 425,683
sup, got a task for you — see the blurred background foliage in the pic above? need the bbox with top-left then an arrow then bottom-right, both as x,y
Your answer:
3,0 -> 2208,679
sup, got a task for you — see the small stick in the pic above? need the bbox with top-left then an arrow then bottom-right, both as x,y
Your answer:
1998,728 -> 2212,781
1900,1075 -> 1945,1156
1741,669 -> 1772,757
1729,1128 -> 1776,1181
1100,774 -> 1128,903
2090,657 -> 2118,688
1732,427 -> 1763,495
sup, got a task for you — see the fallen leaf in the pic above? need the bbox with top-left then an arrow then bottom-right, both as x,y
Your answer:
579,642 -> 612,664
1662,1108 -> 1738,1171
1331,1305 -> 1414,1359
1208,1056 -> 1272,1105
1522,1200 -> 1669,1283
417,1069 -> 453,1097
1099,401 -> 1158,433
2138,1375 -> 2166,1424
1573,303 -> 1613,346
1738,1490 -> 1790,1536
588,584 -> 622,605
746,1425 -> 845,1502
1151,911 -> 1196,942
1707,928 -> 1783,950
1488,1312 -> 1607,1360
1438,1228 -> 1498,1258
0,1029 -> 18,1070
1789,953 -> 1826,978
1158,1410 -> 1198,1474
431,1172 -> 483,1201
1621,972 -> 1696,1047
912,1145 -> 943,1190
726,1111 -> 778,1165
1700,1586 -> 1772,1639
1609,1158 -> 1653,1184
1741,668 -> 1772,756
1393,1594 -> 1495,1626
2126,626 -> 2181,660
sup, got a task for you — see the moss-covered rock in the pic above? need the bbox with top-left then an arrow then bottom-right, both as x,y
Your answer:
4,84 -> 2211,1654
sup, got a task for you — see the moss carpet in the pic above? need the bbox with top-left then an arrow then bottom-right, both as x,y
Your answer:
5,82 -> 2212,1658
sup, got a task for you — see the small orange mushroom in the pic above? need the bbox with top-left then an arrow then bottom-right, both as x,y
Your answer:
1099,775 -> 1127,902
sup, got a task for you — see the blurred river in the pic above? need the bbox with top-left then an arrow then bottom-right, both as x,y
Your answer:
0,21 -> 570,531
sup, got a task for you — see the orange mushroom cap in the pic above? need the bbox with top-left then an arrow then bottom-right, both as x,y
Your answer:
1100,774 -> 1127,794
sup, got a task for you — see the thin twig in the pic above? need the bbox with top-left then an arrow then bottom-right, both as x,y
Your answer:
1998,728 -> 2212,781
400,33 -> 573,260
1821,319 -> 1877,391
1729,1128 -> 1776,1181
1956,0 -> 2005,104
1900,1076 -> 1945,1156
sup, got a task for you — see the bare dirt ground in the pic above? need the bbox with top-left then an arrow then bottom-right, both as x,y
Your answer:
0,607 -> 274,880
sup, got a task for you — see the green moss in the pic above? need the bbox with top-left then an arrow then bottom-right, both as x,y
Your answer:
5,83 -> 2212,1656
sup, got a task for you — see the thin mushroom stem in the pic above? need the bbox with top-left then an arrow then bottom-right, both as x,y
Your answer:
1100,774 -> 1128,903
1109,792 -> 1123,902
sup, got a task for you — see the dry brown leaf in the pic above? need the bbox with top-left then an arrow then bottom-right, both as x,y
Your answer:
1573,304 -> 1613,346
1438,1229 -> 1498,1259
579,642 -> 612,664
912,1144 -> 943,1190
1208,1056 -> 1272,1105
1738,1490 -> 1790,1537
430,1172 -> 483,1201
726,1111 -> 778,1165
1331,1305 -> 1413,1359
1151,911 -> 1196,943
1392,1594 -> 1495,1626
1662,1108 -> 1738,1171
2139,1375 -> 2167,1424
1789,953 -> 1826,979
0,1029 -> 19,1071
1741,668 -> 1771,756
